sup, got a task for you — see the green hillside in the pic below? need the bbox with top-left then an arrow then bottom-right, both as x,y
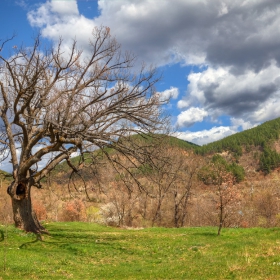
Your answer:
194,117 -> 280,174
196,117 -> 280,156
118,133 -> 198,149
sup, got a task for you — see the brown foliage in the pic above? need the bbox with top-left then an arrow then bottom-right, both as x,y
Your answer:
61,199 -> 87,222
32,201 -> 47,221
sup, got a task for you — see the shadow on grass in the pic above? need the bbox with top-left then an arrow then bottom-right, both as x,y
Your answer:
19,234 -> 43,249
0,229 -> 4,242
193,232 -> 217,237
41,231 -> 125,256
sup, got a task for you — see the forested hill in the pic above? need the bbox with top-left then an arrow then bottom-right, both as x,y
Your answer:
195,117 -> 280,156
192,117 -> 280,174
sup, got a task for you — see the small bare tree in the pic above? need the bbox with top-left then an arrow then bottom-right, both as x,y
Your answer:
0,27 -> 165,233
198,155 -> 241,235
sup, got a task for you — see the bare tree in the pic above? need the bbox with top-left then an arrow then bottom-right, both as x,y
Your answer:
137,142 -> 185,227
0,27 -> 165,233
198,155 -> 241,235
172,151 -> 202,228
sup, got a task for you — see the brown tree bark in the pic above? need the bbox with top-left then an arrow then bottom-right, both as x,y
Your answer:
7,181 -> 47,233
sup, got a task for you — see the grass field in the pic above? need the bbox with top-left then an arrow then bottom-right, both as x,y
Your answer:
0,223 -> 280,279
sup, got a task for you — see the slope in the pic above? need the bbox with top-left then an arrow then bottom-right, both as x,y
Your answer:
195,117 -> 280,174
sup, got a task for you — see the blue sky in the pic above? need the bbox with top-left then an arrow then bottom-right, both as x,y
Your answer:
1,0 -> 280,147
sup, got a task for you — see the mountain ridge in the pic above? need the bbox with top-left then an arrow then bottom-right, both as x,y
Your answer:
2,117 -> 280,179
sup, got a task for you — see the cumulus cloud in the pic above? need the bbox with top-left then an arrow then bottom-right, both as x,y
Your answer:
50,1 -> 79,15
28,0 -> 79,26
230,118 -> 256,131
93,0 -> 280,70
176,117 -> 257,145
94,0 -> 280,127
27,0 -> 280,143
28,0 -> 280,74
185,63 -> 280,123
28,0 -> 96,50
158,87 -> 179,102
176,126 -> 237,146
177,99 -> 190,109
177,107 -> 208,127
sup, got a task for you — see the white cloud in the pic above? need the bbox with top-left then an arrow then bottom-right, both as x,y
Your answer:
177,100 -> 190,109
230,118 -> 256,131
51,0 -> 79,15
184,62 -> 280,124
158,86 -> 179,102
28,2 -> 54,27
28,0 -> 96,48
176,126 -> 237,146
177,107 -> 208,127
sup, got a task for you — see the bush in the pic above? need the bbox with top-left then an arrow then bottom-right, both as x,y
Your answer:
198,154 -> 245,184
61,199 -> 87,222
227,163 -> 245,183
86,206 -> 101,222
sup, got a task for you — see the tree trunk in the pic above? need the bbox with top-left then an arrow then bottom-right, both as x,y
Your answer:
217,186 -> 223,236
8,180 -> 47,233
152,199 -> 162,226
218,205 -> 223,236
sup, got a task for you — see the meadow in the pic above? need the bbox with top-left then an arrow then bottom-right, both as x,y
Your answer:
0,223 -> 280,279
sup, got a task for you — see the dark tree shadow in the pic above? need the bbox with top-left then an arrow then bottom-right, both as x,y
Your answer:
0,229 -> 4,242
194,232 -> 217,237
19,234 -> 42,249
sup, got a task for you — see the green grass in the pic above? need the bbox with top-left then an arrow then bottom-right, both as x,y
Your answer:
1,223 -> 280,279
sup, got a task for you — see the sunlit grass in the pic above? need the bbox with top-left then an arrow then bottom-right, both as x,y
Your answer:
1,223 -> 280,279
